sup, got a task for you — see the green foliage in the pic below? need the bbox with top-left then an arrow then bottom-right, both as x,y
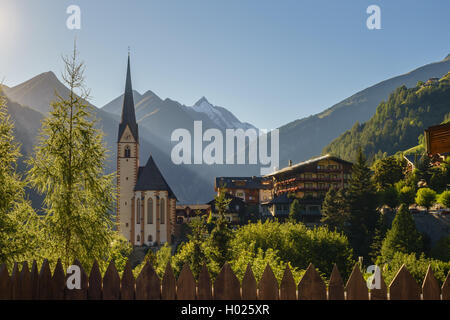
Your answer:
345,150 -> 379,259
288,199 -> 303,222
320,187 -> 348,233
379,186 -> 398,209
372,156 -> 405,190
381,252 -> 450,285
398,186 -> 416,207
415,188 -> 437,211
380,204 -> 423,261
26,45 -> 116,268
108,234 -> 133,273
431,236 -> 450,261
208,191 -> 233,269
0,91 -> 41,266
369,212 -> 390,263
323,76 -> 450,162
438,190 -> 450,208
230,220 -> 355,279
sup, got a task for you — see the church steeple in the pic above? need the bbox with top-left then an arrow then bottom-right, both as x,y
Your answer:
118,53 -> 139,142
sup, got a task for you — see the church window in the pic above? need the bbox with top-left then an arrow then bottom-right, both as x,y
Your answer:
160,198 -> 165,224
124,146 -> 131,158
148,235 -> 152,242
136,199 -> 141,224
136,235 -> 140,242
147,198 -> 153,224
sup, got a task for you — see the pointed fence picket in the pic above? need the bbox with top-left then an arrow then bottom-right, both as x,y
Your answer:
0,259 -> 447,300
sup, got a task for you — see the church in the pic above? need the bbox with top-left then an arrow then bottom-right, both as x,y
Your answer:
117,55 -> 177,246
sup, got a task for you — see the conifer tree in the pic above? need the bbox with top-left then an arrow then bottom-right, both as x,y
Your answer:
321,187 -> 348,232
380,204 -> 423,261
208,191 -> 233,268
27,44 -> 116,268
187,210 -> 208,277
0,91 -> 40,266
346,149 -> 379,259
288,199 -> 303,223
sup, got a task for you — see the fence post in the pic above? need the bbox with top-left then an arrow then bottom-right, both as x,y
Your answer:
258,264 -> 279,300
39,260 -> 52,300
422,265 -> 440,300
369,269 -> 387,300
298,263 -> 326,300
328,264 -> 344,300
11,263 -> 19,300
52,259 -> 66,300
197,264 -> 212,300
135,262 -> 160,300
214,263 -> 240,300
442,271 -> 450,300
88,260 -> 102,300
120,260 -> 135,300
103,261 -> 120,300
161,262 -> 176,300
30,261 -> 39,300
18,262 -> 32,300
388,264 -> 420,300
0,264 -> 11,300
345,263 -> 368,300
242,264 -> 257,300
177,263 -> 196,300
280,265 -> 296,300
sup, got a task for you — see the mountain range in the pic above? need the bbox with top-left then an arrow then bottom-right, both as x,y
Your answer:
2,54 -> 450,205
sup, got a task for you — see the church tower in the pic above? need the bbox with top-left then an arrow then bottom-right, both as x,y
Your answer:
117,54 -> 139,242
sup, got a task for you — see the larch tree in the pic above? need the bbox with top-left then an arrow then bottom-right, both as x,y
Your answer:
0,91 -> 40,266
27,44 -> 116,268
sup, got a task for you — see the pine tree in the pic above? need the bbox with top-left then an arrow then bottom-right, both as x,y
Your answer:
208,191 -> 233,268
380,204 -> 423,261
288,199 -> 303,222
369,212 -> 389,262
346,149 -> 379,259
187,210 -> 207,277
320,187 -> 348,232
27,44 -> 116,268
0,91 -> 40,266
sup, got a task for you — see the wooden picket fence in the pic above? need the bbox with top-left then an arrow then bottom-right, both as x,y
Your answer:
0,259 -> 449,300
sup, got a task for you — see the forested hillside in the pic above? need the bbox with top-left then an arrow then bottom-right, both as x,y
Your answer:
323,72 -> 450,162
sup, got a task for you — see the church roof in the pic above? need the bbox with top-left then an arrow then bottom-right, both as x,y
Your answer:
118,55 -> 139,142
135,155 -> 177,199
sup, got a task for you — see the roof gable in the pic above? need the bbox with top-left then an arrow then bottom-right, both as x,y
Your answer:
134,155 -> 176,198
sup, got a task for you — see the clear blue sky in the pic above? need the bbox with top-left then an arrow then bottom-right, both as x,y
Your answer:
0,0 -> 449,129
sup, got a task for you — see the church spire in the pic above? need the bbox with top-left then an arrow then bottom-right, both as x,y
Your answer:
118,53 -> 139,142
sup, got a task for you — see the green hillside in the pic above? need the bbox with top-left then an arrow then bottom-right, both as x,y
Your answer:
323,72 -> 450,162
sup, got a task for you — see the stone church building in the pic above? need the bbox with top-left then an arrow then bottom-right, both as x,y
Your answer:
117,55 -> 177,246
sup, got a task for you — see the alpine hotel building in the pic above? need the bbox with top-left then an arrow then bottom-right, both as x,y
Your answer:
117,56 -> 177,246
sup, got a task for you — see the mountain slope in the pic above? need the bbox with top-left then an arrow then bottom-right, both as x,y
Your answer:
323,71 -> 450,161
277,55 -> 450,166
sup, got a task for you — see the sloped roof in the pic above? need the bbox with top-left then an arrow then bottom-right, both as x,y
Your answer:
134,155 -> 176,198
264,154 -> 353,177
215,176 -> 271,190
118,55 -> 139,142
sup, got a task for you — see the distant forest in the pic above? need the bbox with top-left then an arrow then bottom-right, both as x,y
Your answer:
323,72 -> 450,162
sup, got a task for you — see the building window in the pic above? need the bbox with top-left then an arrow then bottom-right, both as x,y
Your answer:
147,198 -> 153,224
160,198 -> 165,224
136,235 -> 140,242
124,145 -> 131,158
148,235 -> 152,242
136,199 -> 141,224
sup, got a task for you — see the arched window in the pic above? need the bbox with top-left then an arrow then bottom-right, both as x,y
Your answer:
136,199 -> 141,224
147,198 -> 153,224
124,145 -> 131,158
136,235 -> 140,242
160,198 -> 165,224
148,235 -> 152,242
